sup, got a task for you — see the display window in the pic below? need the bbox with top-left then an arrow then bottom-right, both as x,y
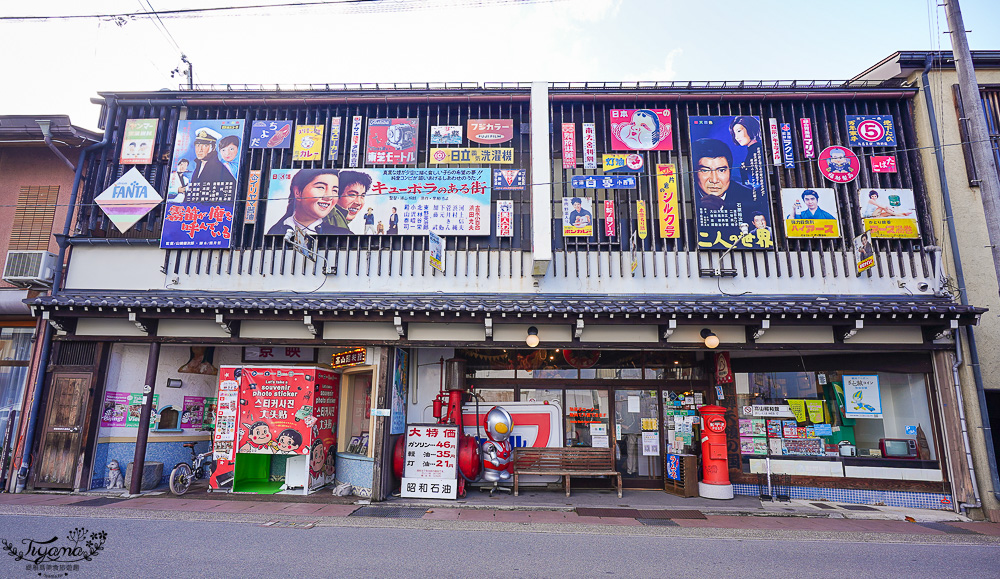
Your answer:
341,372 -> 372,456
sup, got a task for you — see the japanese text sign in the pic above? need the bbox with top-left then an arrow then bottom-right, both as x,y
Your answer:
562,123 -> 576,169
570,175 -> 636,189
366,118 -> 418,165
292,124 -> 325,162
847,115 -> 896,147
493,169 -> 525,191
800,118 -> 815,159
467,119 -> 513,144
249,120 -> 292,149
656,164 -> 680,239
871,155 -> 897,173
780,188 -> 841,238
496,199 -> 514,237
582,122 -> 597,169
430,148 -> 514,164
120,119 -> 158,165
609,109 -> 672,151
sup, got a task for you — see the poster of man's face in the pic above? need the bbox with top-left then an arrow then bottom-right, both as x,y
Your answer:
562,196 -> 594,237
689,116 -> 773,251
779,188 -> 841,238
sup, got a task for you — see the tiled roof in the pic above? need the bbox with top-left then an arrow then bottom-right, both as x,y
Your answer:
29,291 -> 984,320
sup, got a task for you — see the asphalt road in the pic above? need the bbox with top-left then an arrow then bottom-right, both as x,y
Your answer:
1,512 -> 998,578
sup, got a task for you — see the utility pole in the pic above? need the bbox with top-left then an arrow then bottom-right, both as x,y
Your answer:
945,0 -> 1000,292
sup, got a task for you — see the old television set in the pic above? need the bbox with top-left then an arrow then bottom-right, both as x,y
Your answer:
879,438 -> 918,459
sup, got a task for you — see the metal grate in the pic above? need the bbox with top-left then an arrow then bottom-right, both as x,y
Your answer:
260,520 -> 316,529
637,518 -> 680,527
838,504 -> 879,511
71,497 -> 126,507
810,502 -> 838,509
54,341 -> 98,366
349,506 -> 428,519
916,522 -> 980,535
577,507 -> 706,519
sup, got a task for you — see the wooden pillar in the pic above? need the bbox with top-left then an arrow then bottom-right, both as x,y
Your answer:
128,342 -> 160,495
369,347 -> 391,502
932,350 -> 974,506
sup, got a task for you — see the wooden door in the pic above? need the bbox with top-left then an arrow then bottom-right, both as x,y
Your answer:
34,373 -> 92,489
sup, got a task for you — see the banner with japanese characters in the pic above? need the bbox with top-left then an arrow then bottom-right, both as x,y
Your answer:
366,118 -> 418,165
430,147 -> 513,164
249,120 -> 292,149
562,196 -> 594,237
780,188 -> 841,238
161,119 -> 244,249
847,115 -> 896,147
349,115 -> 363,167
263,168 -> 490,236
609,109 -> 672,151
120,119 -> 158,164
843,375 -> 882,418
689,116 -> 773,250
401,424 -> 459,499
859,188 -> 919,238
292,124 -> 325,162
492,169 -> 525,191
655,164 -> 680,239
561,123 -> 576,169
328,117 -> 342,160
496,199 -> 513,237
582,122 -> 597,169
467,119 -> 514,144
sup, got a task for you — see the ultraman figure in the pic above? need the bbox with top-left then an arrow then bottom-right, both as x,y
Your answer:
481,406 -> 513,482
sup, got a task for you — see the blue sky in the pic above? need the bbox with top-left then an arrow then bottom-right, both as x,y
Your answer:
1,0 -> 998,130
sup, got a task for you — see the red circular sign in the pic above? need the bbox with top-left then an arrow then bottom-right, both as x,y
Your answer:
856,119 -> 885,143
818,145 -> 860,183
707,416 -> 726,433
433,150 -> 447,162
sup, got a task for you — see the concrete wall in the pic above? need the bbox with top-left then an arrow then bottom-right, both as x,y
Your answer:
909,66 -> 1000,520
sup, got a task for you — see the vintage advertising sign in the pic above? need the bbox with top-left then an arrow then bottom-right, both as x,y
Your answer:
100,391 -> 129,427
609,109 -> 672,151
125,393 -> 158,427
467,119 -> 514,144
602,153 -> 643,173
871,155 -> 897,173
162,119 -> 244,249
689,116 -> 774,250
366,118 -> 418,165
715,352 -> 734,384
859,188 -> 919,238
390,348 -> 410,436
430,125 -> 462,145
95,167 -> 162,233
582,122 -> 597,169
818,145 -> 860,183
263,168 -> 491,236
603,198 -> 616,238
780,123 -> 795,169
429,230 -> 444,272
562,196 -> 594,237
854,230 -> 875,273
749,405 -> 794,418
429,147 -> 514,164
292,124 -> 325,162
655,164 -> 680,239
561,123 -> 576,169
847,115 -> 896,147
331,348 -> 367,368
348,115 -> 363,168
401,424 -> 459,499
636,200 -> 648,239
244,170 -> 261,224
780,188 -> 841,238
120,119 -> 158,164
492,169 -> 525,191
843,375 -> 882,418
768,118 -> 781,165
800,118 -> 815,159
328,117 -> 342,161
496,199 -> 514,237
570,175 -> 636,189
249,120 -> 292,149
244,346 -> 317,362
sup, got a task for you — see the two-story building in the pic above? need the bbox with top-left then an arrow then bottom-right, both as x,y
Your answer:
20,79 -> 984,512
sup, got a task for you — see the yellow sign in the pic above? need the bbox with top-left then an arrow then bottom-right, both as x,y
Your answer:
429,147 -> 514,164
655,164 -> 680,239
788,400 -> 807,423
641,417 -> 658,431
806,400 -> 825,423
784,219 -> 840,238
637,200 -> 648,239
292,125 -> 324,162
864,218 -> 919,239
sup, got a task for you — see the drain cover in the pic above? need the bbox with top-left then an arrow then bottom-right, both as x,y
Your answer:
810,502 -> 837,510
637,518 -> 680,527
577,508 -> 639,518
349,506 -> 428,519
916,522 -> 980,535
261,521 -> 316,529
635,509 -> 706,520
838,504 -> 879,511
72,497 -> 126,507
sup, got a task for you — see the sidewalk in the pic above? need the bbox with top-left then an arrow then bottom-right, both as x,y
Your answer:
3,484 -> 998,538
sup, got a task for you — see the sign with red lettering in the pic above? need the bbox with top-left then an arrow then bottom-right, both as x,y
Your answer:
561,123 -> 576,169
496,199 -> 513,237
818,145 -> 860,183
467,119 -> 514,144
401,424 -> 459,499
366,118 -> 418,165
604,198 -> 616,238
800,118 -> 815,159
609,109 -> 672,151
768,118 -> 782,165
582,122 -> 597,169
243,346 -> 317,363
871,155 -> 897,173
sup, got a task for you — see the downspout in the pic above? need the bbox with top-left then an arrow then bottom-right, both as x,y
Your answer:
35,120 -> 77,173
14,101 -> 116,492
952,330 -> 982,510
922,55 -> 999,506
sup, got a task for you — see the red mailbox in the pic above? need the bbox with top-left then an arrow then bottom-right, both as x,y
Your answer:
697,405 -> 734,499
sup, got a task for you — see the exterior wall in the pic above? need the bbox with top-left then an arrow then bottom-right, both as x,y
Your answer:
909,66 -> 1000,520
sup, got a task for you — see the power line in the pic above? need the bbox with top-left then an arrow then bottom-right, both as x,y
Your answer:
138,0 -> 183,55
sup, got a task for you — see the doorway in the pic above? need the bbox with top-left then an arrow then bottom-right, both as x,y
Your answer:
34,372 -> 93,489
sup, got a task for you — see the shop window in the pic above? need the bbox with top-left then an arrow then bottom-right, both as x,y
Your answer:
340,373 -> 372,456
476,389 -> 514,403
520,389 -> 561,406
564,389 -> 609,447
154,406 -> 181,432
750,372 -> 818,403
0,328 -> 33,466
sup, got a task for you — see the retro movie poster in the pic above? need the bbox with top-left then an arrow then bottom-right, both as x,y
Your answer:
562,196 -> 594,237
262,168 -> 491,237
780,188 -> 841,238
366,118 -> 418,165
609,109 -> 672,151
858,188 -> 919,239
390,348 -> 409,435
688,116 -> 773,250
161,119 -> 244,249
120,119 -> 158,164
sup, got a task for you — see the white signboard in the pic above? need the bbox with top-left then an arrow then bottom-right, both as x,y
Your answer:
401,424 -> 458,500
843,375 -> 883,419
429,230 -> 444,273
750,405 -> 794,418
400,477 -> 458,499
641,431 -> 660,456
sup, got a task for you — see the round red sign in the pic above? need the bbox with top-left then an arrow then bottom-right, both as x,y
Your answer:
707,416 -> 726,433
818,145 -> 860,183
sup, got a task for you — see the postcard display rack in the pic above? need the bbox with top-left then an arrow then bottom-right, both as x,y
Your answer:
209,365 -> 339,495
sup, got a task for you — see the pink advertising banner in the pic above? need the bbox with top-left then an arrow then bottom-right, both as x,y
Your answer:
800,118 -> 815,159
604,198 -> 616,238
562,123 -> 576,169
609,109 -> 672,151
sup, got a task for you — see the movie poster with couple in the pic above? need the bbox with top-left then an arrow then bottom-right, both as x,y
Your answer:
262,168 -> 492,237
161,119 -> 245,249
689,116 -> 773,250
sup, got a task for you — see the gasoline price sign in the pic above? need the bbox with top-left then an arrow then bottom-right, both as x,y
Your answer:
401,424 -> 459,499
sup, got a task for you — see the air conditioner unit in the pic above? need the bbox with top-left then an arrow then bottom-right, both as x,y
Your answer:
3,250 -> 58,287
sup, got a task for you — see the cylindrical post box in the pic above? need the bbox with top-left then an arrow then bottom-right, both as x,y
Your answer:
697,405 -> 734,500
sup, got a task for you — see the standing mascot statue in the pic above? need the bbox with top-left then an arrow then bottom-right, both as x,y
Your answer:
481,406 -> 513,482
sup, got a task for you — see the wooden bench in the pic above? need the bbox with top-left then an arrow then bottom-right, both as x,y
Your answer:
512,446 -> 622,498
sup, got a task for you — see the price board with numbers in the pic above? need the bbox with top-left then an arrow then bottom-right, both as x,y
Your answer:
401,424 -> 459,499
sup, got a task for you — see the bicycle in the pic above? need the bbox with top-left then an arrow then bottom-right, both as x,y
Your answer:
169,442 -> 214,495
